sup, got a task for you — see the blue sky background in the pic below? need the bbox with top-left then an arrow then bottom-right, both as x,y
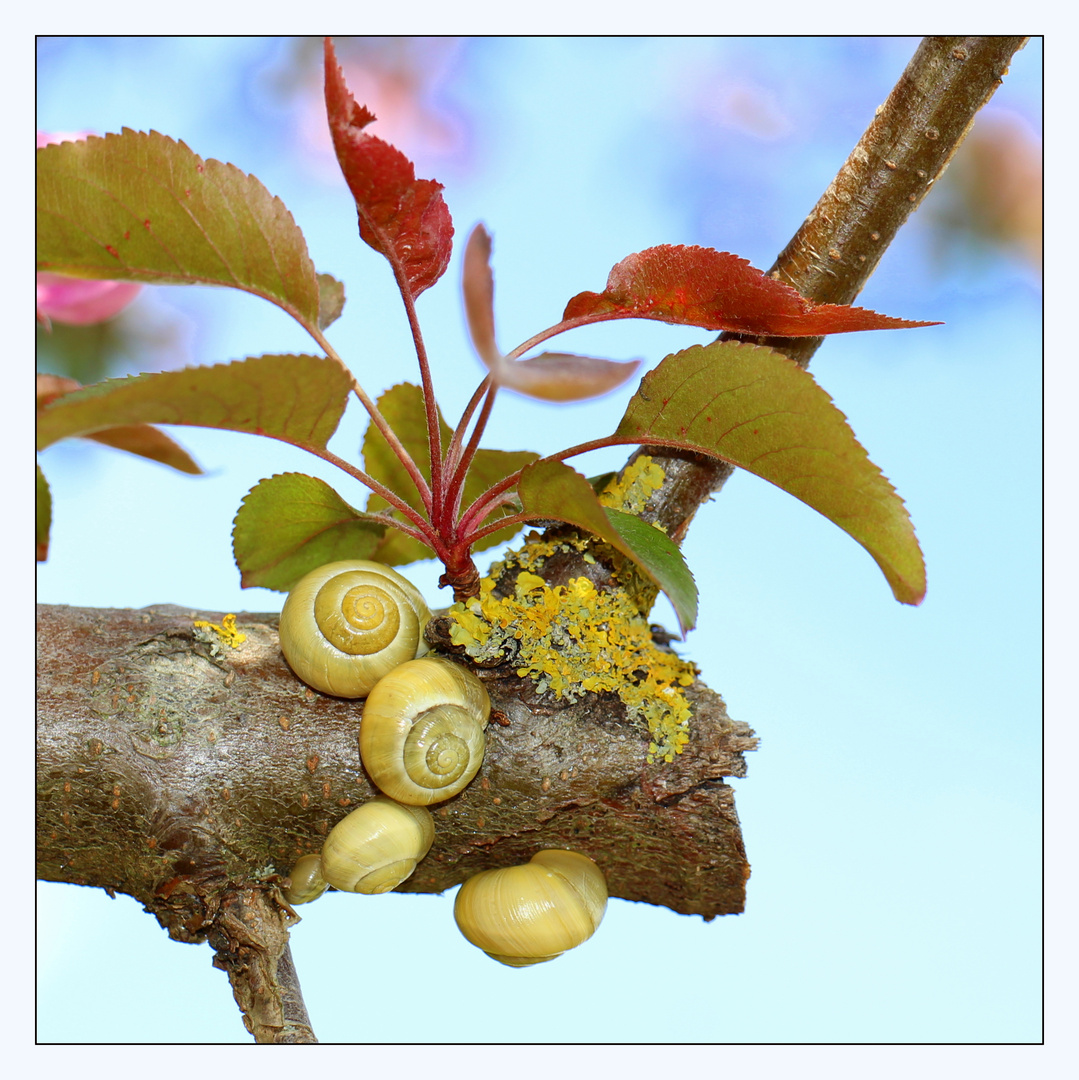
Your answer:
36,37 -> 1042,1044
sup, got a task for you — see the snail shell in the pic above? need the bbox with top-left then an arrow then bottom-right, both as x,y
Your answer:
283,853 -> 328,905
278,560 -> 431,698
359,657 -> 490,806
320,796 -> 435,894
454,849 -> 607,966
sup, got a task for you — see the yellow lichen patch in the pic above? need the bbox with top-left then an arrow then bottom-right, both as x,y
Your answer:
448,557 -> 697,763
598,454 -> 665,514
193,613 -> 247,649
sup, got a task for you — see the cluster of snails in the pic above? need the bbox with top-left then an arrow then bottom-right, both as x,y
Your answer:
277,560 -> 607,965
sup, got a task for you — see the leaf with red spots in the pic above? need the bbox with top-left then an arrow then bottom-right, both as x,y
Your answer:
563,245 -> 940,337
324,37 -> 453,299
36,355 -> 352,455
36,130 -> 328,337
615,340 -> 926,605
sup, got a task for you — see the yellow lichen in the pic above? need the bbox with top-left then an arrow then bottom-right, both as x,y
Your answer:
598,454 -> 666,514
193,613 -> 247,649
448,543 -> 697,763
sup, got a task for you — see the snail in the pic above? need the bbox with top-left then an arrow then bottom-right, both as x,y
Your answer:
453,849 -> 607,966
359,656 -> 491,805
278,560 -> 432,698
320,796 -> 435,894
283,852 -> 328,905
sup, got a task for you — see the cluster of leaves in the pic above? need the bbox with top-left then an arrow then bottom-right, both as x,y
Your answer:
36,38 -> 933,629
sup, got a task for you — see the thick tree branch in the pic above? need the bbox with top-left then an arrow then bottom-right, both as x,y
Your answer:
36,604 -> 755,915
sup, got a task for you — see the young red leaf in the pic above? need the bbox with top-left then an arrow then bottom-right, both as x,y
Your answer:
516,459 -> 698,634
37,130 -> 324,337
563,245 -> 941,337
324,38 -> 453,299
37,355 -> 352,455
463,225 -> 640,401
489,351 -> 642,402
232,473 -> 386,591
614,340 -> 926,605
463,224 -> 499,365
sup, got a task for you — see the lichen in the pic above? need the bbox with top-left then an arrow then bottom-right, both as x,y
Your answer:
193,613 -> 247,652
448,535 -> 697,763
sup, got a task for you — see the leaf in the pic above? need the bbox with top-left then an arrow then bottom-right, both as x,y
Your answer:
463,224 -> 640,401
37,373 -> 202,474
37,130 -> 324,337
232,473 -> 385,591
324,38 -> 453,299
37,354 -> 352,454
563,245 -> 941,337
615,340 -> 926,605
84,426 -> 203,474
490,351 -> 642,402
363,383 -> 538,563
516,459 -> 698,633
317,273 -> 346,330
36,464 -> 52,562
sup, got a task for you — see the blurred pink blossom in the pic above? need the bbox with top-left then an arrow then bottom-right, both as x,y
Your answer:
37,130 -> 143,326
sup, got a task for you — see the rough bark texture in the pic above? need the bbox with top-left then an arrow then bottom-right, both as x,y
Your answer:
36,604 -> 755,914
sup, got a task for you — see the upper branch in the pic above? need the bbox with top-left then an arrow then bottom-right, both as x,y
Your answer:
633,35 -> 1029,539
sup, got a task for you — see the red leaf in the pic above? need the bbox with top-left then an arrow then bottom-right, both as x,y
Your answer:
324,38 -> 453,299
563,245 -> 941,337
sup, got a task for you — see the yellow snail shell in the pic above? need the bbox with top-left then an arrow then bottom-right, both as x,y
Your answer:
283,853 -> 328,905
320,796 -> 435,894
278,560 -> 431,698
359,657 -> 490,806
453,849 -> 607,966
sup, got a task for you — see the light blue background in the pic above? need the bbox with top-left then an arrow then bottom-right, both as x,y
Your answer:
36,37 -> 1042,1043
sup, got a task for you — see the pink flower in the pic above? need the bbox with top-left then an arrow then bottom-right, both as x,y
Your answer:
37,130 -> 143,326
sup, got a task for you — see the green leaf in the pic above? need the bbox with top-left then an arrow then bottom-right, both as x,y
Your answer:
615,341 -> 926,605
317,273 -> 346,330
37,130 -> 323,337
603,508 -> 698,633
37,354 -> 352,454
36,464 -> 52,562
363,383 -> 538,564
516,459 -> 698,633
232,473 -> 386,591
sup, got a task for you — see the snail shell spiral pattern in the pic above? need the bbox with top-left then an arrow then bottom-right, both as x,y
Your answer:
278,560 -> 432,698
359,657 -> 491,805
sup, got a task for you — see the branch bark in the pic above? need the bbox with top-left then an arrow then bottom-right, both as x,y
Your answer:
35,36 -> 1029,1042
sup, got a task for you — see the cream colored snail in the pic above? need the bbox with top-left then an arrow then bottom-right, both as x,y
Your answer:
453,849 -> 607,966
359,656 -> 491,806
320,796 -> 435,894
278,560 -> 432,698
283,852 -> 328,905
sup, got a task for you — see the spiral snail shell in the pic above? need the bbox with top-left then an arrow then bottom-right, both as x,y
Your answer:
320,796 -> 435,894
359,657 -> 490,806
278,560 -> 432,698
453,849 -> 607,966
283,852 -> 329,905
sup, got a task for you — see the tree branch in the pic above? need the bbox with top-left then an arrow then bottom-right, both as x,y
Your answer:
36,604 -> 755,916
629,35 -> 1029,540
